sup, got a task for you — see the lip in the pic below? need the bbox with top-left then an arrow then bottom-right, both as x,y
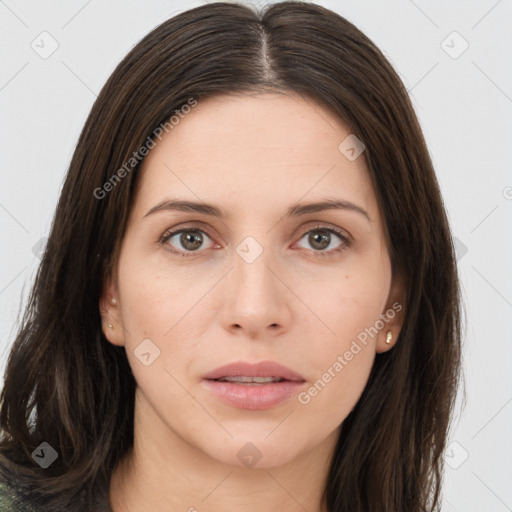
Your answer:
201,360 -> 306,410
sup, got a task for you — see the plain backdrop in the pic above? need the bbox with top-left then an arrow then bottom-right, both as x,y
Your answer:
1,1 -> 511,510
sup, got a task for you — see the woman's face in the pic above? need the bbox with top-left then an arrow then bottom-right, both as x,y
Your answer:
102,92 -> 403,469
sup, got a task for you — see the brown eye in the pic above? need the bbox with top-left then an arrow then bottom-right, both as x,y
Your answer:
296,227 -> 348,254
161,228 -> 214,255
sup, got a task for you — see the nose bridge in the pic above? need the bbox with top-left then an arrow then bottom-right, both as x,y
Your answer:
232,234 -> 277,303
222,232 -> 290,333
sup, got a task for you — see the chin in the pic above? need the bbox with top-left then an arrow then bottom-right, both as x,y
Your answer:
201,433 -> 309,470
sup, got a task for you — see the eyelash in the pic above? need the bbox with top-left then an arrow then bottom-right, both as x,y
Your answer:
159,223 -> 352,258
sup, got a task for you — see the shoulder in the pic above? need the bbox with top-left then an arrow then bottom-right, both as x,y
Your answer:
0,481 -> 24,512
0,478 -> 18,511
0,477 -> 37,512
0,451 -> 112,512
0,455 -> 38,512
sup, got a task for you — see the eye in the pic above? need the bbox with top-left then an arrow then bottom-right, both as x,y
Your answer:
159,224 -> 351,258
295,225 -> 351,255
160,227 -> 215,256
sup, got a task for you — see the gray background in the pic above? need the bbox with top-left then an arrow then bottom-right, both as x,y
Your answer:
1,0 -> 511,509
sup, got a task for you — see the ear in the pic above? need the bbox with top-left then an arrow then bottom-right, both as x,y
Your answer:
99,273 -> 125,347
376,273 -> 405,354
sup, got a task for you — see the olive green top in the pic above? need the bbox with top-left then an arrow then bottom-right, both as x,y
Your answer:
0,476 -> 111,511
0,478 -> 37,511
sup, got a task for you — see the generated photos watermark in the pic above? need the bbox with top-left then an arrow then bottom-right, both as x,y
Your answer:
298,301 -> 403,405
93,97 -> 198,200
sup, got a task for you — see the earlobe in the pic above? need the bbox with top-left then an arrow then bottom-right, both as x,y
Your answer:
99,278 -> 125,347
376,276 -> 406,353
376,294 -> 404,353
376,329 -> 395,353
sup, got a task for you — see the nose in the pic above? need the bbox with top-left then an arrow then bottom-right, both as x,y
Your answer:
220,243 -> 293,339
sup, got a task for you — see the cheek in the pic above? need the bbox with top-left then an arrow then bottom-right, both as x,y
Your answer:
293,273 -> 385,420
116,260 -> 217,392
308,266 -> 388,340
118,255 -> 207,336
296,338 -> 375,436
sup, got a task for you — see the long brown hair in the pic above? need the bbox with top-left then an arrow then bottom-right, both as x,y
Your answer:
0,2 -> 463,510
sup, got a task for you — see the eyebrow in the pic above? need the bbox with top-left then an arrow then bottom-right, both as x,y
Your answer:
143,197 -> 371,223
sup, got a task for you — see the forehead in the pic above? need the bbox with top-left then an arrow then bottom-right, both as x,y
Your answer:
133,92 -> 378,223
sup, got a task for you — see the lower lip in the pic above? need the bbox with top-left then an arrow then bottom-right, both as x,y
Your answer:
201,379 -> 306,410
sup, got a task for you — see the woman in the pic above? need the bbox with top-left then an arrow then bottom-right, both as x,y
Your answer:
0,1 -> 462,511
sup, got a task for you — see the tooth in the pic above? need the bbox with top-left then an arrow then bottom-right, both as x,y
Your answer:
219,376 -> 283,383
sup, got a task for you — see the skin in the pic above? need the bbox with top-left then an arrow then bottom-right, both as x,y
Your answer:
101,92 -> 404,512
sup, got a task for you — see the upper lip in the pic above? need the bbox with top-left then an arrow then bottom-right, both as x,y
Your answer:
203,361 -> 306,382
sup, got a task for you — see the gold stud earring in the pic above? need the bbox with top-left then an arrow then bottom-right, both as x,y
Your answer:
385,331 -> 392,344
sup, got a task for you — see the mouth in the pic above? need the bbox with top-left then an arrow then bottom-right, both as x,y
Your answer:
201,360 -> 306,410
202,360 -> 306,383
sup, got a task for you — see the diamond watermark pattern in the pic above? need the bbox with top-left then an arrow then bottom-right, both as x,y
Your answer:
338,134 -> 365,161
31,237 -> 48,260
237,442 -> 263,468
31,442 -> 58,468
30,31 -> 59,59
441,31 -> 469,59
453,236 -> 468,261
444,441 -> 469,469
134,338 -> 161,366
236,236 -> 263,264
